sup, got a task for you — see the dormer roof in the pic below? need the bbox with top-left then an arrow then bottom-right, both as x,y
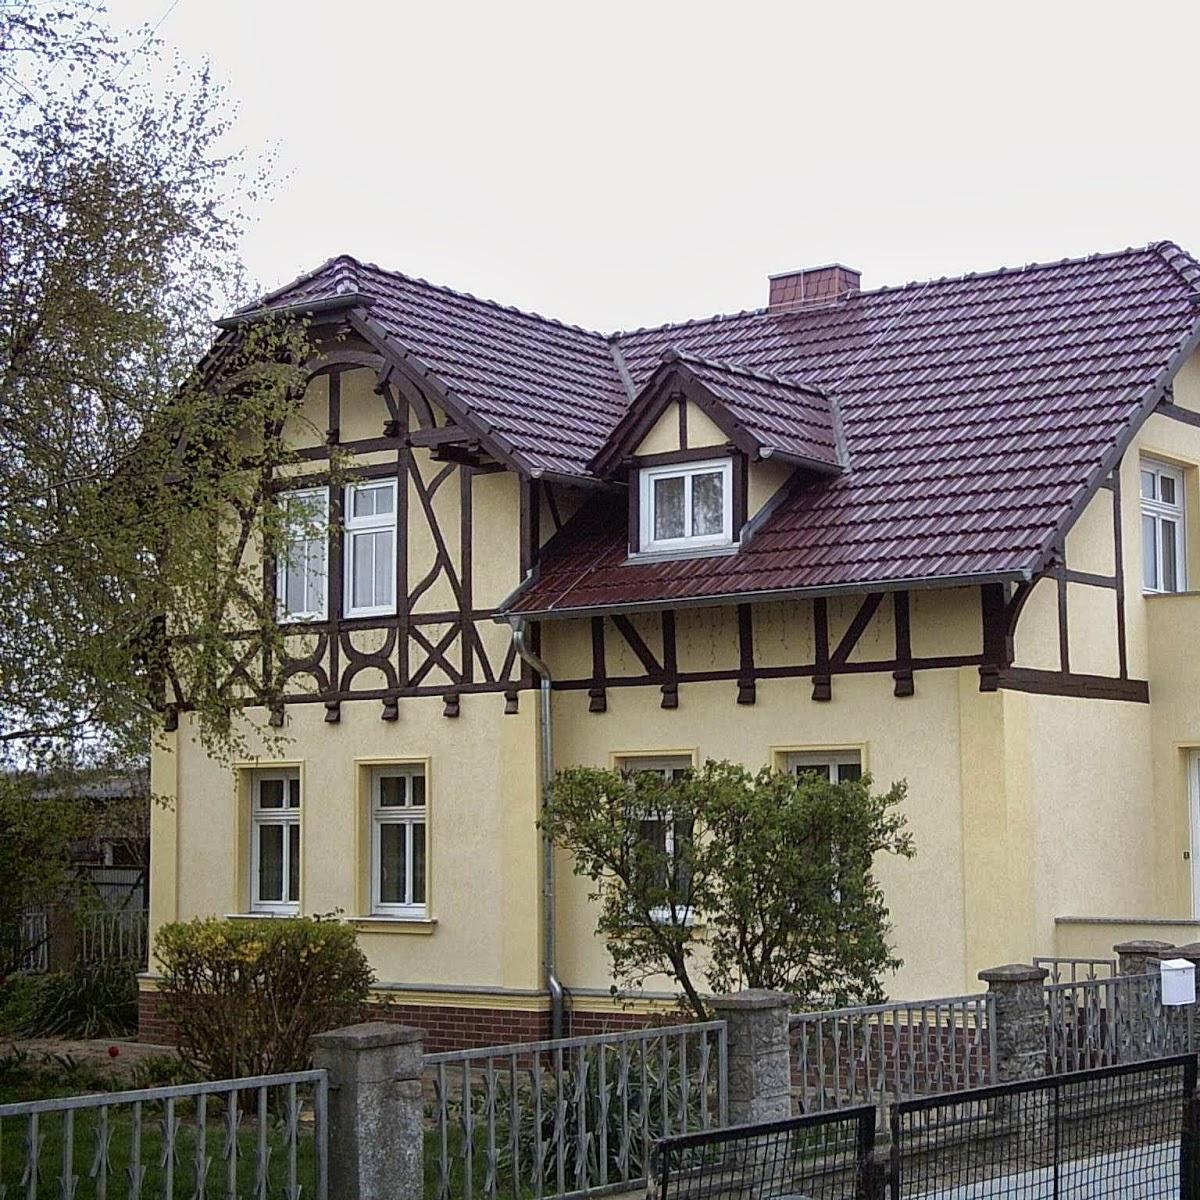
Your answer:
590,350 -> 842,476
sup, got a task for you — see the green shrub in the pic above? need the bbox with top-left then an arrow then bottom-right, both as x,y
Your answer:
0,974 -> 43,1035
155,916 -> 373,1079
21,960 -> 138,1038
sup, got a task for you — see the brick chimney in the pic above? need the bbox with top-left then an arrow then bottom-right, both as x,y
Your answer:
768,263 -> 861,310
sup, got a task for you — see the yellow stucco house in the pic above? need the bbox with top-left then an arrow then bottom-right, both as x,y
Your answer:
143,242 -> 1200,1049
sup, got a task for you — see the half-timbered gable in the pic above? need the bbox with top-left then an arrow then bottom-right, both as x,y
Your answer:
146,241 -> 1200,1049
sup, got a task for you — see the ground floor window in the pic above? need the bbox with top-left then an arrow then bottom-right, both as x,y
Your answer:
785,750 -> 863,784
783,749 -> 864,906
251,770 -> 300,914
616,754 -> 694,922
371,765 -> 427,918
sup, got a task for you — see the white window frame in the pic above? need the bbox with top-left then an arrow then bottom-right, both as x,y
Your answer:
784,750 -> 864,784
370,765 -> 427,919
638,458 -> 734,554
344,479 -> 398,618
616,755 -> 694,924
250,770 -> 300,915
1141,459 -> 1187,594
784,751 -> 863,906
276,488 -> 329,622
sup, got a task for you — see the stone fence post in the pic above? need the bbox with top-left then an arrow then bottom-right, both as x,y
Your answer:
1115,939 -> 1174,976
978,964 -> 1048,1083
709,990 -> 792,1125
310,1022 -> 425,1200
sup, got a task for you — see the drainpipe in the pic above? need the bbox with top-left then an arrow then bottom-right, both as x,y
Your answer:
512,618 -> 565,1040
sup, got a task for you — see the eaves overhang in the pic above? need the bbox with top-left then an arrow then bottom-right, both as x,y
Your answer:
494,566 -> 1033,624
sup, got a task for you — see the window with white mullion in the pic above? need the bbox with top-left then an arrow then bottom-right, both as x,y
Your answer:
1141,459 -> 1186,593
277,488 -> 329,621
639,458 -> 733,553
371,767 -> 427,918
617,755 -> 694,923
344,480 -> 398,617
784,751 -> 864,907
251,771 -> 301,914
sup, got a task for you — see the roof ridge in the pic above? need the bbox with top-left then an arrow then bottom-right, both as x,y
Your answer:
242,254 -> 365,312
344,258 -> 614,343
1151,240 -> 1200,295
614,243 -> 1172,342
665,347 -> 825,395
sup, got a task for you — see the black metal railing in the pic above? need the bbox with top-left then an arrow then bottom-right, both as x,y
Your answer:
891,1054 -> 1198,1198
653,1106 -> 876,1200
654,1054 -> 1199,1198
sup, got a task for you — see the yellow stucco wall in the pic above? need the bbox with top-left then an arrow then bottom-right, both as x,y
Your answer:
637,401 -> 726,455
155,345 -> 1200,1015
151,696 -> 543,992
550,665 -> 971,999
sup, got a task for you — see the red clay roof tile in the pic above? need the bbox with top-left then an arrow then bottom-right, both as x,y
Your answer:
243,243 -> 1200,612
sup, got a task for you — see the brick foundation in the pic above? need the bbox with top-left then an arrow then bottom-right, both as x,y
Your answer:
138,989 -> 665,1053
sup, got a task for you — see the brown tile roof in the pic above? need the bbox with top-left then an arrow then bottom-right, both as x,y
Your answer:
242,243 -> 1200,612
600,350 -> 841,473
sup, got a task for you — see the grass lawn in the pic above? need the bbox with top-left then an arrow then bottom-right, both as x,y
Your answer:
0,1063 -> 320,1199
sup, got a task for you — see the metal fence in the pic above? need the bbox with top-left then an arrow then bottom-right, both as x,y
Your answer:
1045,970 -> 1196,1073
788,992 -> 995,1113
0,1069 -> 328,1200
18,909 -> 49,973
78,906 -> 149,966
891,1053 -> 1197,1198
653,1106 -> 876,1200
1034,953 -> 1118,983
423,1021 -> 727,1200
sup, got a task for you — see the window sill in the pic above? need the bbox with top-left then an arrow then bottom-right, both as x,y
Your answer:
350,916 -> 437,935
626,543 -> 740,566
226,911 -> 299,920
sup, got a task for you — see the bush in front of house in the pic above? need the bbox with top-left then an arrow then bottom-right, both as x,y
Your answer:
154,915 -> 374,1079
19,959 -> 139,1038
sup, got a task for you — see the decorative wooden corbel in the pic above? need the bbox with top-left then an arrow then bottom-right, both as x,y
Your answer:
588,686 -> 607,713
323,699 -> 341,723
504,687 -> 520,715
268,702 -> 286,728
660,682 -> 679,709
381,694 -> 399,721
442,692 -> 460,718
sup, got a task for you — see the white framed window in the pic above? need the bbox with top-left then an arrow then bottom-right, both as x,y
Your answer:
785,750 -> 863,785
370,765 -> 427,918
276,488 -> 329,621
344,480 -> 398,617
616,755 -> 694,923
638,458 -> 734,553
251,770 -> 300,914
1141,459 -> 1186,593
784,751 -> 863,906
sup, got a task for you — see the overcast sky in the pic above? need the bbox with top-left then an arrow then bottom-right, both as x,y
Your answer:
106,0 -> 1200,331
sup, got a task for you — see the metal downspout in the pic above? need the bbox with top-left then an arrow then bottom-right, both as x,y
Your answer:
512,618 -> 565,1040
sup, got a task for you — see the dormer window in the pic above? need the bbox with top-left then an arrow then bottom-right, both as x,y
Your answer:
639,458 -> 734,554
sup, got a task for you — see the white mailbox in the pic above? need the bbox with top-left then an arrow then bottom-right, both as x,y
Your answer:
1161,958 -> 1196,1006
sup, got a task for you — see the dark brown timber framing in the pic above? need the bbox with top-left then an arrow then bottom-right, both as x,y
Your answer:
892,591 -> 914,697
736,604 -> 756,705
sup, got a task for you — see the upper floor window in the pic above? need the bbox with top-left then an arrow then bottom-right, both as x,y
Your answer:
370,765 -> 427,918
277,489 -> 328,621
251,770 -> 300,914
639,459 -> 733,554
1141,459 -> 1186,593
345,480 -> 397,617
